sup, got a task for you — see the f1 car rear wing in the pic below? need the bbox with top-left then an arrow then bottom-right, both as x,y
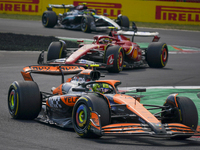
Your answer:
117,30 -> 159,37
117,30 -> 160,42
21,65 -> 85,83
47,4 -> 75,11
107,27 -> 160,42
48,4 -> 74,9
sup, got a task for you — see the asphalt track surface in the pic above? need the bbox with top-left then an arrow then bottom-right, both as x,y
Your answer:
0,19 -> 200,150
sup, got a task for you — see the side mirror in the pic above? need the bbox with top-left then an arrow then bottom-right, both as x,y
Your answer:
136,88 -> 146,92
72,88 -> 86,92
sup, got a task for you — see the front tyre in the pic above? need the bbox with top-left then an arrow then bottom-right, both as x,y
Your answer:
117,15 -> 129,29
162,96 -> 198,139
81,15 -> 94,33
105,45 -> 124,73
146,42 -> 168,68
72,94 -> 110,138
8,81 -> 41,119
42,11 -> 58,28
47,41 -> 66,61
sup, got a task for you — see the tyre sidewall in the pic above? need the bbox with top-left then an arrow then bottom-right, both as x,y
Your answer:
7,81 -> 41,119
146,42 -> 168,68
72,97 -> 93,137
81,15 -> 93,33
105,45 -> 124,73
42,11 -> 57,28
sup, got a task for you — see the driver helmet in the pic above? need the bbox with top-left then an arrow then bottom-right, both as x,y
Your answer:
92,83 -> 110,93
99,38 -> 111,44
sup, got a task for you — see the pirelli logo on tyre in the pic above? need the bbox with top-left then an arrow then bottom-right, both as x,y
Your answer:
155,6 -> 200,23
0,0 -> 39,13
73,1 -> 122,18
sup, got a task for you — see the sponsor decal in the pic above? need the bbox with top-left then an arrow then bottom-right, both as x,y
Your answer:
73,1 -> 122,17
28,66 -> 82,72
0,0 -> 39,13
30,66 -> 50,71
107,54 -> 114,65
156,6 -> 200,22
48,97 -> 62,108
64,96 -> 78,103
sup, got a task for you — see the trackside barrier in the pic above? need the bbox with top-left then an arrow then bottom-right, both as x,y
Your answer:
0,0 -> 199,25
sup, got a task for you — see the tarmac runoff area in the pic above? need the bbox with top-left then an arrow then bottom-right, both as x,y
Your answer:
119,86 -> 200,137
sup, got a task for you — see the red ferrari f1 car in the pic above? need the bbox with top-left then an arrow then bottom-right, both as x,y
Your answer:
37,28 -> 168,73
8,65 -> 199,139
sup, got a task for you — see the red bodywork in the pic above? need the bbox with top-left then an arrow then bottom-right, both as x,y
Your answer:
64,30 -> 142,65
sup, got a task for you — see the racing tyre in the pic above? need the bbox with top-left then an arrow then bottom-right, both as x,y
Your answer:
117,15 -> 129,29
105,45 -> 124,73
47,41 -> 66,61
42,11 -> 58,28
81,15 -> 94,33
162,96 -> 198,139
72,93 -> 110,138
8,81 -> 41,119
146,42 -> 168,68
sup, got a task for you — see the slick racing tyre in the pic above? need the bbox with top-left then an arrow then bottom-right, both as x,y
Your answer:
42,11 -> 58,28
72,93 -> 110,138
8,81 -> 41,119
117,15 -> 129,29
81,15 -> 94,33
47,41 -> 66,61
162,96 -> 198,139
105,45 -> 124,73
146,42 -> 168,68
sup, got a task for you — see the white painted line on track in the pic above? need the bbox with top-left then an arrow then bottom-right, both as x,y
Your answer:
119,86 -> 200,91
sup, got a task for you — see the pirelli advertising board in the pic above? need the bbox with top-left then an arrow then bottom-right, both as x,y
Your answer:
0,0 -> 199,25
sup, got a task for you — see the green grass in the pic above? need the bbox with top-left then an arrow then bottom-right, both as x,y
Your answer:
0,13 -> 41,21
0,13 -> 200,31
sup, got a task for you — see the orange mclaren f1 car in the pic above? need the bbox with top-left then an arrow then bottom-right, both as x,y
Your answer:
8,65 -> 199,139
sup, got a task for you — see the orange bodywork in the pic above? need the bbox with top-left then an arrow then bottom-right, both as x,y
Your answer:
113,94 -> 160,124
21,71 -> 33,81
102,123 -> 145,134
60,96 -> 80,107
52,84 -> 63,95
91,112 -> 101,130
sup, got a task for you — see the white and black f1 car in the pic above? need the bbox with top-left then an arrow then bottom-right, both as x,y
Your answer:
42,3 -> 131,33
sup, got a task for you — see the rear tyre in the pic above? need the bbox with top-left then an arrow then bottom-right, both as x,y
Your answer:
117,15 -> 129,29
81,15 -> 94,33
162,96 -> 198,139
47,41 -> 66,61
146,42 -> 168,68
42,11 -> 58,28
105,45 -> 124,73
72,93 -> 110,138
8,81 -> 41,119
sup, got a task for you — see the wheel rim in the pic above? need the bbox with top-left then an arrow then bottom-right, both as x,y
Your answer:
42,14 -> 47,25
118,51 -> 123,67
162,48 -> 167,62
81,18 -> 87,31
75,104 -> 88,129
8,89 -> 17,114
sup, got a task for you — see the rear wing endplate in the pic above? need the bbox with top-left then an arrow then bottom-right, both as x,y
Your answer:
21,65 -> 85,83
